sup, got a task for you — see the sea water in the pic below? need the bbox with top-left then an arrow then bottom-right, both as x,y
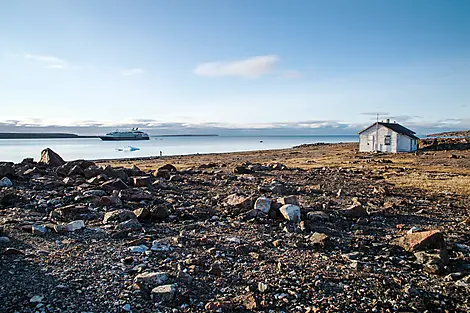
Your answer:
0,135 -> 358,163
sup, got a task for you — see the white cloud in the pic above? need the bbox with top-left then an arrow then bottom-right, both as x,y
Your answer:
24,53 -> 69,69
280,70 -> 302,79
194,55 -> 280,78
121,68 -> 144,76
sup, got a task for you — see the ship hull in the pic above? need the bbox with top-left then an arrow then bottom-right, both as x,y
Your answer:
99,136 -> 150,141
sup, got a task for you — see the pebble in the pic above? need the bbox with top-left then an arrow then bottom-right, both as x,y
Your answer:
0,177 -> 13,187
0,236 -> 10,243
128,245 -> 149,253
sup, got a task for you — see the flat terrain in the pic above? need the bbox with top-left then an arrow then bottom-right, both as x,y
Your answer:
102,142 -> 470,195
1,143 -> 469,312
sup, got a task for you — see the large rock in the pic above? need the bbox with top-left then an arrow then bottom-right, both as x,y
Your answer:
154,169 -> 170,179
0,162 -> 14,178
254,197 -> 272,213
84,166 -> 103,179
225,194 -> 252,209
278,195 -> 299,206
103,209 -> 136,224
150,206 -> 170,220
39,148 -> 65,167
117,219 -> 142,230
134,272 -> 168,286
279,204 -> 301,222
51,205 -> 90,221
103,166 -> 129,181
341,204 -> 368,218
68,165 -> 84,176
133,176 -> 152,187
396,230 -> 446,252
414,249 -> 449,274
151,284 -> 176,303
158,164 -> 177,172
101,178 -> 129,191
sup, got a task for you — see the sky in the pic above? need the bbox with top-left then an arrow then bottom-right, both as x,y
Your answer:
0,0 -> 469,135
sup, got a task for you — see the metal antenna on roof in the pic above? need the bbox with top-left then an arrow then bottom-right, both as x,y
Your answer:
375,113 -> 379,152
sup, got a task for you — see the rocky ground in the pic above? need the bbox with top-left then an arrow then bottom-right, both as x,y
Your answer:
1,144 -> 469,312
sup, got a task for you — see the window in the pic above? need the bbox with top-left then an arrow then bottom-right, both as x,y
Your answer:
384,135 -> 391,145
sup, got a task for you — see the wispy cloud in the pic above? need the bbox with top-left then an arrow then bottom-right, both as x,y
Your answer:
280,70 -> 302,79
1,117 -> 468,136
121,68 -> 144,76
194,55 -> 280,78
24,53 -> 70,69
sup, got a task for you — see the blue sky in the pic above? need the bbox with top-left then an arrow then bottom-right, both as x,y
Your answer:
1,0 -> 469,135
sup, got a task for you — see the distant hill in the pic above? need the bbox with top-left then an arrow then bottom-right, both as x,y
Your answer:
427,130 -> 470,137
0,133 -> 97,139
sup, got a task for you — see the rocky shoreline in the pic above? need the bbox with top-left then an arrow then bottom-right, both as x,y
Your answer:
1,144 -> 469,312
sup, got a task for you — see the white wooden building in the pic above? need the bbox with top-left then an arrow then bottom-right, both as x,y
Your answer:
359,120 -> 419,153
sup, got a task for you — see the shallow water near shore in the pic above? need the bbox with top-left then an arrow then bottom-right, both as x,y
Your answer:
0,135 -> 357,163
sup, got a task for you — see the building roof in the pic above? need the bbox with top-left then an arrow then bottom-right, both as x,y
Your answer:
359,122 -> 419,140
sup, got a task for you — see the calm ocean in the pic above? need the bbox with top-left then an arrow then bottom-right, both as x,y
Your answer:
0,135 -> 358,163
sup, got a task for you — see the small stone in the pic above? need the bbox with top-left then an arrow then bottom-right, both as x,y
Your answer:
103,209 -> 137,224
151,240 -> 170,251
122,304 -> 131,311
258,282 -> 268,292
0,177 -> 13,187
177,270 -> 193,284
65,220 -> 85,232
3,248 -> 24,255
129,245 -> 149,253
83,189 -> 107,197
278,195 -> 298,206
0,236 -> 10,243
117,219 -> 142,230
407,226 -> 423,234
310,232 -> 329,248
53,225 -> 67,234
30,295 -> 44,303
32,224 -> 47,235
279,204 -> 301,222
208,262 -> 223,276
134,207 -> 150,220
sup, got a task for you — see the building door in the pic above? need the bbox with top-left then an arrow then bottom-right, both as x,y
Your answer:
368,135 -> 375,151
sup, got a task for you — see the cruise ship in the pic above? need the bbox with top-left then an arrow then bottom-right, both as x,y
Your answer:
99,128 -> 150,141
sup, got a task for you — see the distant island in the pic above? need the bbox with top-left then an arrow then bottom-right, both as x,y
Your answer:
154,134 -> 219,137
0,133 -> 97,139
0,132 -> 219,139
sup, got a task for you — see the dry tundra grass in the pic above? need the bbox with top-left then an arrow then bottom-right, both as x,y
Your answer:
99,143 -> 470,196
